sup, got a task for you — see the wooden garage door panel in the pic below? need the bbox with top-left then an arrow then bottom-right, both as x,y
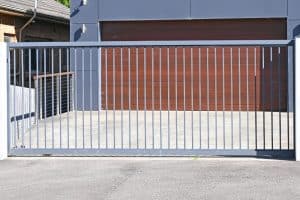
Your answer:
101,47 -> 287,111
101,19 -> 286,41
100,19 -> 287,111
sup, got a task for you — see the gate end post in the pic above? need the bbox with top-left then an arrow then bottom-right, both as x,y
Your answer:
0,43 -> 8,160
296,37 -> 300,161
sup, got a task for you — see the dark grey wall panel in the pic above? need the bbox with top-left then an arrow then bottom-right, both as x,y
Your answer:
191,0 -> 287,19
98,0 -> 190,21
288,0 -> 300,20
71,0 -> 98,23
70,23 -> 99,41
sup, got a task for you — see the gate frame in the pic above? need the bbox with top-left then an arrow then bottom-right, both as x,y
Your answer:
0,40 -> 299,160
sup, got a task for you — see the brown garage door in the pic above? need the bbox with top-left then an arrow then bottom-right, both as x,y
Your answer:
100,19 -> 287,111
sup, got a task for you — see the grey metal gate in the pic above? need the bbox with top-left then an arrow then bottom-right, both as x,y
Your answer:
7,40 -> 295,158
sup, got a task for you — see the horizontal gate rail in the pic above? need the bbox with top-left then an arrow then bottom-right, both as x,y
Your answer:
9,149 -> 295,159
8,40 -> 293,48
3,39 -> 298,160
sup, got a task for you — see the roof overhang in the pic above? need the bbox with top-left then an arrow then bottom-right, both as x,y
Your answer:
0,6 -> 69,25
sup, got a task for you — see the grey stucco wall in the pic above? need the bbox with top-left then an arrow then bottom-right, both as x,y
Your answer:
70,0 -> 300,111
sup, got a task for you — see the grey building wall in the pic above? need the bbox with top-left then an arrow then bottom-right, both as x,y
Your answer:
70,0 -> 300,110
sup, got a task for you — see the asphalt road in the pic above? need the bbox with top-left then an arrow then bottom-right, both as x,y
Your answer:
0,158 -> 299,200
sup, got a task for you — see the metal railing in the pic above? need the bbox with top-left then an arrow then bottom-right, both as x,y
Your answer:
7,40 -> 295,158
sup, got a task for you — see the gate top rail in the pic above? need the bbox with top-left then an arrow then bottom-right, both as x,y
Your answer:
7,40 -> 294,48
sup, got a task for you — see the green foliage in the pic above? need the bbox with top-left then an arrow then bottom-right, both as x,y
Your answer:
57,0 -> 70,7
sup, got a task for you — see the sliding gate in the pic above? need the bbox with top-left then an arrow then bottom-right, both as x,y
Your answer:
7,40 -> 295,158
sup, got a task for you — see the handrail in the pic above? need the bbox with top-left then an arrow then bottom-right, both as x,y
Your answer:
33,72 -> 74,80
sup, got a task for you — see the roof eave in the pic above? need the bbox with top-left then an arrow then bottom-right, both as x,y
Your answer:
0,7 -> 69,25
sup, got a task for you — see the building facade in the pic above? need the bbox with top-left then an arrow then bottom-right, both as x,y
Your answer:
70,0 -> 300,111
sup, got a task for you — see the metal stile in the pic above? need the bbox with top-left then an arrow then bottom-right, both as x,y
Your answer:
262,47 -> 266,149
191,48 -> 194,149
144,48 -> 146,149
206,48 -> 210,149
278,47 -> 282,150
29,49 -> 32,148
183,48 -> 186,149
105,48 -> 108,149
128,48 -> 132,149
89,48 -> 93,149
214,48 -> 218,149
43,48 -> 47,148
199,48 -> 202,149
136,48 -> 139,149
21,49 -> 24,148
175,48 -> 178,149
238,48 -> 241,149
121,48 -> 124,149
168,48 -> 170,149
36,49 -> 39,148
152,48 -> 154,149
246,48 -> 250,149
222,48 -> 225,149
67,48 -> 70,149
230,48 -> 234,149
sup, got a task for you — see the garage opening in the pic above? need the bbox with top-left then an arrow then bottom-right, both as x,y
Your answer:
100,19 -> 287,111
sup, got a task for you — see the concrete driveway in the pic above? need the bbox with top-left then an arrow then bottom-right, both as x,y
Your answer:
0,158 -> 299,200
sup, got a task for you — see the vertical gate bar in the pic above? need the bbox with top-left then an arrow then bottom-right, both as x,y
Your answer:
168,47 -> 170,149
183,48 -> 186,149
105,49 -> 108,149
246,48 -> 249,149
89,48 -> 93,149
230,48 -> 233,149
262,47 -> 266,150
136,48 -> 139,149
287,48 -> 290,150
175,48 -> 178,149
121,48 -> 124,149
207,48 -> 210,149
97,48 -> 100,149
159,48 -> 162,150
43,48 -> 47,148
214,48 -> 218,149
82,48 -> 86,148
199,48 -> 202,149
36,49 -> 39,148
13,49 -> 16,148
278,47 -> 282,149
144,48 -> 146,149
238,48 -> 241,149
21,49 -> 24,147
222,48 -> 225,149
7,47 -> 11,152
51,49 -> 54,148
254,48 -> 258,149
128,48 -> 131,149
191,48 -> 194,149
152,48 -> 154,149
113,48 -> 115,149
29,49 -> 32,148
59,48 -> 62,148
270,47 -> 274,150
67,48 -> 70,149
74,48 -> 78,149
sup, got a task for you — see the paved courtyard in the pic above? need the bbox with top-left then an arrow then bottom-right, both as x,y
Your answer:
11,111 -> 294,150
0,158 -> 299,200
